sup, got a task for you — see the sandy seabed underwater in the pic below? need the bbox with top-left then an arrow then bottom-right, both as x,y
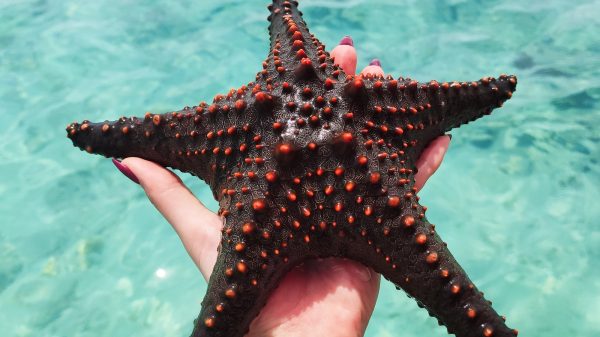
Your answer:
1,0 -> 599,336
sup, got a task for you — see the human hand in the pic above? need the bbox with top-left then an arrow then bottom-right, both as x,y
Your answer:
113,36 -> 451,337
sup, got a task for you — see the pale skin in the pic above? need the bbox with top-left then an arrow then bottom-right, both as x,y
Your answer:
120,42 -> 451,337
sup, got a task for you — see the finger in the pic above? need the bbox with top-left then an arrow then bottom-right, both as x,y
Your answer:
330,35 -> 357,75
118,157 -> 222,281
360,58 -> 384,77
414,135 -> 451,192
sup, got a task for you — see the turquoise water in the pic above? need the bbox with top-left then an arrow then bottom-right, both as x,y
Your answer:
1,0 -> 599,336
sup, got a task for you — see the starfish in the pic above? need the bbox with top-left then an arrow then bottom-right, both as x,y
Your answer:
66,1 -> 518,336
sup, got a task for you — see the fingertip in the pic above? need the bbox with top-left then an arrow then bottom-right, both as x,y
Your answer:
437,134 -> 452,149
330,35 -> 357,75
121,157 -> 166,177
360,58 -> 384,77
120,157 -> 182,189
120,156 -> 154,170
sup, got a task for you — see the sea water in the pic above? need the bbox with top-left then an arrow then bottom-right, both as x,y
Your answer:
0,0 -> 598,336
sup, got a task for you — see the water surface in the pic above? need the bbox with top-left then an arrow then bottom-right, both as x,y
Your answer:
1,0 -> 599,336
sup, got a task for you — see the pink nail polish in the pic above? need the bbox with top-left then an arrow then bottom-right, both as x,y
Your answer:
339,35 -> 353,46
112,158 -> 139,184
369,58 -> 381,67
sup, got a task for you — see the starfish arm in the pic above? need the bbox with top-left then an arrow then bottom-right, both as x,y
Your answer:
191,168 -> 323,336
348,219 -> 518,337
66,107 -> 212,178
190,233 -> 300,337
264,0 -> 342,83
334,171 -> 518,337
66,88 -> 281,192
425,75 -> 517,132
342,74 -> 517,165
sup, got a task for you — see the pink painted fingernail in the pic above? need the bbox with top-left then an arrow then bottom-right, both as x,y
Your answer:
112,158 -> 139,184
369,58 -> 381,67
339,35 -> 353,46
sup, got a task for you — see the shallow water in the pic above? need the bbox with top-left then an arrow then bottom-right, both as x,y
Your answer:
1,0 -> 599,336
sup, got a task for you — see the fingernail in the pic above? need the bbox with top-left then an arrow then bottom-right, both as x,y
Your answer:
339,35 -> 353,46
369,58 -> 381,67
112,158 -> 139,184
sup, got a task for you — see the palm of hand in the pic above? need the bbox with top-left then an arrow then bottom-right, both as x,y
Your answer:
247,258 -> 380,337
119,40 -> 451,337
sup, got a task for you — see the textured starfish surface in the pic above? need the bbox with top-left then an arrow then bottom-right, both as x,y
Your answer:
66,1 -> 518,336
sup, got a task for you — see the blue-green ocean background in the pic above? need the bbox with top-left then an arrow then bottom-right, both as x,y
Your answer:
1,0 -> 599,336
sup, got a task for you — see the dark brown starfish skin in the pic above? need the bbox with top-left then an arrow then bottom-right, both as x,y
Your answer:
66,1 -> 518,336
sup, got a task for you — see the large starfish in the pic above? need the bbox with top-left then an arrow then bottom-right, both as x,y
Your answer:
66,1 -> 518,336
